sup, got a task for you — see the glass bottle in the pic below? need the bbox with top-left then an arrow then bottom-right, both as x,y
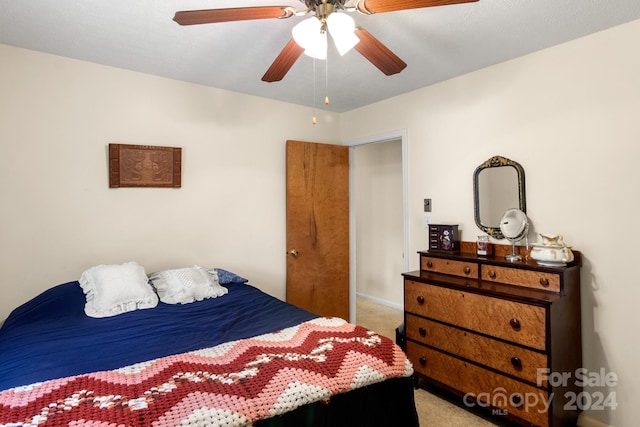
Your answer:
476,235 -> 492,256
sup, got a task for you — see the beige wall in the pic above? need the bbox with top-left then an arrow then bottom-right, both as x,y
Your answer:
354,140 -> 404,307
0,43 -> 340,318
2,17 -> 639,425
341,19 -> 640,427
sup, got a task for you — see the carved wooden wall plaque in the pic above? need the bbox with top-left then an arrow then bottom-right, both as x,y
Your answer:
109,143 -> 182,188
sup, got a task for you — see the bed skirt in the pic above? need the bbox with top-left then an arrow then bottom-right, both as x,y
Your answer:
256,376 -> 419,427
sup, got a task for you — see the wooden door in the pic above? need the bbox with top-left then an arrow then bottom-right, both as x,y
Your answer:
286,140 -> 349,320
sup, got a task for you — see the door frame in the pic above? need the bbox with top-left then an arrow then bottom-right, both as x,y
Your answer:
344,129 -> 409,323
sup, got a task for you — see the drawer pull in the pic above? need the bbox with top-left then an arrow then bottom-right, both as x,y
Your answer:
539,277 -> 550,287
488,270 -> 497,279
463,266 -> 471,275
509,318 -> 521,331
419,357 -> 427,366
417,295 -> 425,305
510,356 -> 523,370
426,261 -> 433,269
510,393 -> 524,408
418,327 -> 427,337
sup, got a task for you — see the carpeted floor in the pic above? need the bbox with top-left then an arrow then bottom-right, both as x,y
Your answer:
356,297 -> 510,427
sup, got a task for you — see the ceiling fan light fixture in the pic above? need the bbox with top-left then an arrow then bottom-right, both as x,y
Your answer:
305,32 -> 328,59
292,17 -> 327,59
326,12 -> 359,55
292,17 -> 320,48
292,11 -> 358,59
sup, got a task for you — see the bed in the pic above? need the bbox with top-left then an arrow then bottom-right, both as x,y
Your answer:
0,263 -> 418,426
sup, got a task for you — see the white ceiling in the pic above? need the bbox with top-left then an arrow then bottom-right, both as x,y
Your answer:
1,0 -> 639,113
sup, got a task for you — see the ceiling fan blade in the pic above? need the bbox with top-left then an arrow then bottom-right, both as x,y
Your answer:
262,39 -> 305,82
173,6 -> 295,25
355,0 -> 478,14
354,28 -> 407,76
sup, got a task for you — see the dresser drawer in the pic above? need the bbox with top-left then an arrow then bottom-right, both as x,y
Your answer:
481,265 -> 560,292
421,256 -> 478,279
406,314 -> 547,385
405,280 -> 547,350
408,342 -> 549,427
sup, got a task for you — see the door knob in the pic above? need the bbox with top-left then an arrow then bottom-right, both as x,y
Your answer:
287,249 -> 299,258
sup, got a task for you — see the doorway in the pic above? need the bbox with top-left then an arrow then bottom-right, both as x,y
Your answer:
347,130 -> 408,323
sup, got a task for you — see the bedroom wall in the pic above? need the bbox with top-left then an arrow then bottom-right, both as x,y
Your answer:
0,43 -> 340,321
2,18 -> 639,426
340,19 -> 640,427
354,140 -> 404,307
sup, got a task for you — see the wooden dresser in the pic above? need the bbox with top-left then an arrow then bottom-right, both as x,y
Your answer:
403,244 -> 582,426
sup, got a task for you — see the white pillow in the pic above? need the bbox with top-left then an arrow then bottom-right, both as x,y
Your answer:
149,266 -> 228,304
79,262 -> 159,318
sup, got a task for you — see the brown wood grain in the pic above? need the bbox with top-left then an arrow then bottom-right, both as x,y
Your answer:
353,28 -> 406,76
262,38 -> 304,82
481,265 -> 561,292
173,7 -> 292,25
108,143 -> 181,188
356,0 -> 479,14
406,248 -> 582,426
285,140 -> 349,320
406,314 -> 547,385
408,343 -> 550,427
421,256 -> 478,279
405,280 -> 546,350
460,240 -> 530,259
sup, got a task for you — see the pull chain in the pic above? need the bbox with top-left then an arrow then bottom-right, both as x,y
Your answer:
325,55 -> 329,105
312,58 -> 317,125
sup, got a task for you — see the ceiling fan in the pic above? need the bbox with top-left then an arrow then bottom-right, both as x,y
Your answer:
173,0 -> 479,83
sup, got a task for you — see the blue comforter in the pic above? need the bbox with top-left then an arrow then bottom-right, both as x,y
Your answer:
0,280 -> 316,391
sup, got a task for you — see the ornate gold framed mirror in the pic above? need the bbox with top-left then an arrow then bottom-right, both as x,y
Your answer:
473,155 -> 526,239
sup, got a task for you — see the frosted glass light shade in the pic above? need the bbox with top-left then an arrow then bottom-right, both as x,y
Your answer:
305,32 -> 327,59
292,17 -> 327,59
292,17 -> 320,48
292,13 -> 359,60
326,12 -> 359,56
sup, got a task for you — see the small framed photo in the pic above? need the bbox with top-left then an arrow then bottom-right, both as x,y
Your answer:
109,143 -> 181,188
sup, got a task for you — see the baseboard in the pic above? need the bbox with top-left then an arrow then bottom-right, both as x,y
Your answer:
356,293 -> 403,311
577,413 -> 610,427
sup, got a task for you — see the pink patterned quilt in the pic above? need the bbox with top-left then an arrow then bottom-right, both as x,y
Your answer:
0,317 -> 412,426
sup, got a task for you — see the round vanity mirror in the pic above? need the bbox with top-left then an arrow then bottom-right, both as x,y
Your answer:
499,208 -> 528,262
